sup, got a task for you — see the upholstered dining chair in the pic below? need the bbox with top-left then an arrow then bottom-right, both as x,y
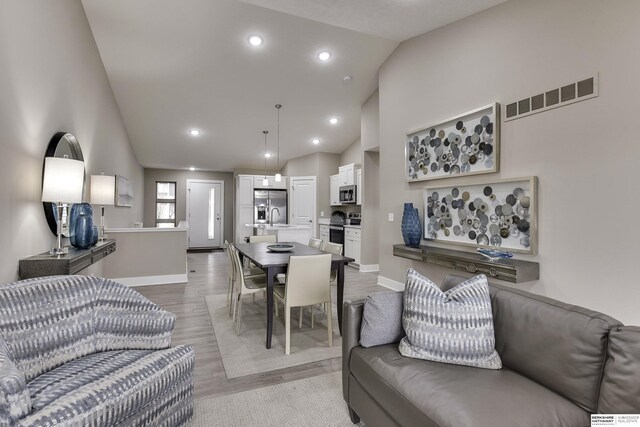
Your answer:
249,235 -> 277,243
226,240 -> 264,316
308,238 -> 323,249
322,242 -> 343,285
230,245 -> 268,335
274,254 -> 333,355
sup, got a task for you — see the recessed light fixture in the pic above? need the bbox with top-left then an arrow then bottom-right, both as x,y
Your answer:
189,129 -> 201,136
329,117 -> 339,125
312,138 -> 320,145
264,152 -> 272,158
317,51 -> 331,61
248,35 -> 263,47
189,167 -> 195,171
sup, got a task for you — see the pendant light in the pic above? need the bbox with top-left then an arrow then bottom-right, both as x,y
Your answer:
274,104 -> 282,182
262,130 -> 269,186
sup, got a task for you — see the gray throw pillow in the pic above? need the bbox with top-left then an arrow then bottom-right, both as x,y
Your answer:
360,292 -> 405,348
399,269 -> 502,370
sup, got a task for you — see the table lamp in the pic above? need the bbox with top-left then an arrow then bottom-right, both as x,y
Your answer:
41,157 -> 85,255
90,174 -> 115,242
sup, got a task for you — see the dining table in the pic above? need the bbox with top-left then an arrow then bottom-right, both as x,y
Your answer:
234,242 -> 355,349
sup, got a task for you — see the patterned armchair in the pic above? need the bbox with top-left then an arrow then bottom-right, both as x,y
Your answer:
0,276 -> 194,426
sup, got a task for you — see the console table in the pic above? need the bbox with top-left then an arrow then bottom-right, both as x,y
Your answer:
393,244 -> 539,284
19,240 -> 116,279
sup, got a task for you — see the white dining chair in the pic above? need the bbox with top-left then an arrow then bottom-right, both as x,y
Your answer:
230,244 -> 267,335
273,254 -> 333,355
249,235 -> 277,243
322,242 -> 343,285
308,238 -> 323,249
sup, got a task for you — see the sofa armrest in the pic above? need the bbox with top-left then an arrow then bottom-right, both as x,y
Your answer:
94,278 -> 176,352
0,337 -> 30,426
342,299 -> 365,402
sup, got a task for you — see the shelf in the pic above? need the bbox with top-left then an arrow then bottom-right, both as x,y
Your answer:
393,244 -> 539,284
19,240 -> 116,279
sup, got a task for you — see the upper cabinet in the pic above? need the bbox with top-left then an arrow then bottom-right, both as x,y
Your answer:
330,174 -> 341,206
338,163 -> 357,186
356,168 -> 362,205
237,175 -> 254,205
252,175 -> 287,189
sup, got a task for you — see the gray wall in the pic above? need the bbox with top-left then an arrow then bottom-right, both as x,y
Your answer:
143,169 -> 234,243
377,0 -> 640,324
361,90 -> 380,152
361,151 -> 380,266
0,1 -> 144,283
339,138 -> 363,166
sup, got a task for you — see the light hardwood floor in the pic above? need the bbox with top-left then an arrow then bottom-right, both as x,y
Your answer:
134,251 -> 388,400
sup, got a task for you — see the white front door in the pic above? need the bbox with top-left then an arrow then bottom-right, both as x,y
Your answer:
290,176 -> 317,238
187,180 -> 224,248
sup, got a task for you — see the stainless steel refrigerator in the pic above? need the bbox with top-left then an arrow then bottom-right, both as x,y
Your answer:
253,189 -> 287,225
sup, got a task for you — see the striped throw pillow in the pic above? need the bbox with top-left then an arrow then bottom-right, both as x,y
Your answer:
399,269 -> 502,370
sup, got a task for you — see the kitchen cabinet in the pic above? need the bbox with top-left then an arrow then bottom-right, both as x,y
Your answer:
237,175 -> 254,205
356,168 -> 362,205
319,224 -> 330,242
344,226 -> 361,266
252,176 -> 287,189
330,174 -> 341,206
235,174 -> 287,243
338,163 -> 357,186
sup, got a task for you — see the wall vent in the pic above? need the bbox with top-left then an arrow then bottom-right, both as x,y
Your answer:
504,74 -> 599,122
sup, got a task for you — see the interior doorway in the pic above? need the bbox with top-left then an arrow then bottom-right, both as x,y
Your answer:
186,179 -> 224,248
289,176 -> 317,238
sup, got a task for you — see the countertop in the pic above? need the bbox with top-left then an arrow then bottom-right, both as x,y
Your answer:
344,224 -> 361,229
245,224 -> 311,230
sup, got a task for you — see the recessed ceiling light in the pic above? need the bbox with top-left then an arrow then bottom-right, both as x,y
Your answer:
312,138 -> 320,145
317,51 -> 331,61
248,35 -> 263,47
264,152 -> 272,158
189,167 -> 195,171
329,117 -> 339,125
189,129 -> 201,136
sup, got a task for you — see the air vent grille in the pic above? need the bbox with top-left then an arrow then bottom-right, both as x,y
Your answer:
504,74 -> 598,121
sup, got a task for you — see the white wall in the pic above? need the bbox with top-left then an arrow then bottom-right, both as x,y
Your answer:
0,1 -> 143,283
378,0 -> 640,324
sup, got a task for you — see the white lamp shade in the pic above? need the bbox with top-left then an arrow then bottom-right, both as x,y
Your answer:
90,175 -> 115,205
41,157 -> 85,203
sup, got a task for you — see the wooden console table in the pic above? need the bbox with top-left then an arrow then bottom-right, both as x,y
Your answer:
19,240 -> 116,279
393,244 -> 539,284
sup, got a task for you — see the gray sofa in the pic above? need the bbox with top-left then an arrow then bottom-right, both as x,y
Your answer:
342,274 -> 640,427
0,275 -> 194,427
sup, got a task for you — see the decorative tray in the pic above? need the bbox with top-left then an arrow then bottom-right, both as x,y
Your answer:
267,244 -> 295,253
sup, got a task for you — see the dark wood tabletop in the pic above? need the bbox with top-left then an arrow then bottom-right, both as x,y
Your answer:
234,242 -> 354,349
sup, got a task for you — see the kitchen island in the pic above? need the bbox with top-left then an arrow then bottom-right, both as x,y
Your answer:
246,224 -> 311,244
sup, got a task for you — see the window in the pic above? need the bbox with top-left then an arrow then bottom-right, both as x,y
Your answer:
208,187 -> 215,239
156,181 -> 176,228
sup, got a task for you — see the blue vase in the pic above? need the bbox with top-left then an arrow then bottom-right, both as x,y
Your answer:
73,211 -> 94,249
69,203 -> 93,247
92,226 -> 99,245
401,203 -> 422,248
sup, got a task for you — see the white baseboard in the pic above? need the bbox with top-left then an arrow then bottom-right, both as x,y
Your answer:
377,275 -> 405,291
359,264 -> 379,273
113,273 -> 188,287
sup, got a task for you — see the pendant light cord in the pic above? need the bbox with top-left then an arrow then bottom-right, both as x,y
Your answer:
263,130 -> 268,179
275,104 -> 281,169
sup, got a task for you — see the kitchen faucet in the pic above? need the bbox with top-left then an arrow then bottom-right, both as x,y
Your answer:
269,207 -> 280,226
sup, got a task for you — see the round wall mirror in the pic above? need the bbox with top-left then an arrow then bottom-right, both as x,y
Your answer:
43,132 -> 86,237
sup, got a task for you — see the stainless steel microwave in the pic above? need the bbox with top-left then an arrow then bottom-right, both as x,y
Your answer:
339,185 -> 356,204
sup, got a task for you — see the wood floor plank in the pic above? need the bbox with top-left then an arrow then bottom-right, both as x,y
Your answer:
134,252 -> 388,400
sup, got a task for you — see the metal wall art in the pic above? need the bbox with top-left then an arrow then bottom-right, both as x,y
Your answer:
406,103 -> 499,182
424,177 -> 537,254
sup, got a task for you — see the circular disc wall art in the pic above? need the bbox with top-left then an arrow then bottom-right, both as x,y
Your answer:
406,103 -> 500,182
424,177 -> 537,254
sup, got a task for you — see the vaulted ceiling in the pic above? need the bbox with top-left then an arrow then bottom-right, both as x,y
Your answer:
82,0 -> 506,171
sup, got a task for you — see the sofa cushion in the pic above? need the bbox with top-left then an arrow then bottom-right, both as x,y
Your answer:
489,282 -> 621,412
360,292 -> 404,348
350,345 -> 590,427
399,270 -> 501,370
22,345 -> 194,426
598,326 -> 640,413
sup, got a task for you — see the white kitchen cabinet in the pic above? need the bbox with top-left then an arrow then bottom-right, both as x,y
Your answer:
252,175 -> 287,189
356,168 -> 362,205
237,175 -> 254,205
330,174 -> 341,206
344,226 -> 361,266
319,224 -> 330,242
338,163 -> 357,186
236,205 -> 254,244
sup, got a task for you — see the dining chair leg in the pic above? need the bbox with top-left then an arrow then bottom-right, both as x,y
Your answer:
275,298 -> 279,317
299,307 -> 303,329
236,298 -> 243,336
228,281 -> 235,317
285,306 -> 291,355
327,300 -> 333,347
252,293 -> 255,304
232,293 -> 238,323
311,305 -> 314,329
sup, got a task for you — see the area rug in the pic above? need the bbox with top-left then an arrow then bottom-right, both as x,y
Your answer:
192,372 -> 359,427
205,294 -> 342,379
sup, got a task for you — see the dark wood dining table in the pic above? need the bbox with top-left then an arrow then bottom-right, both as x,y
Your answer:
234,242 -> 354,349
